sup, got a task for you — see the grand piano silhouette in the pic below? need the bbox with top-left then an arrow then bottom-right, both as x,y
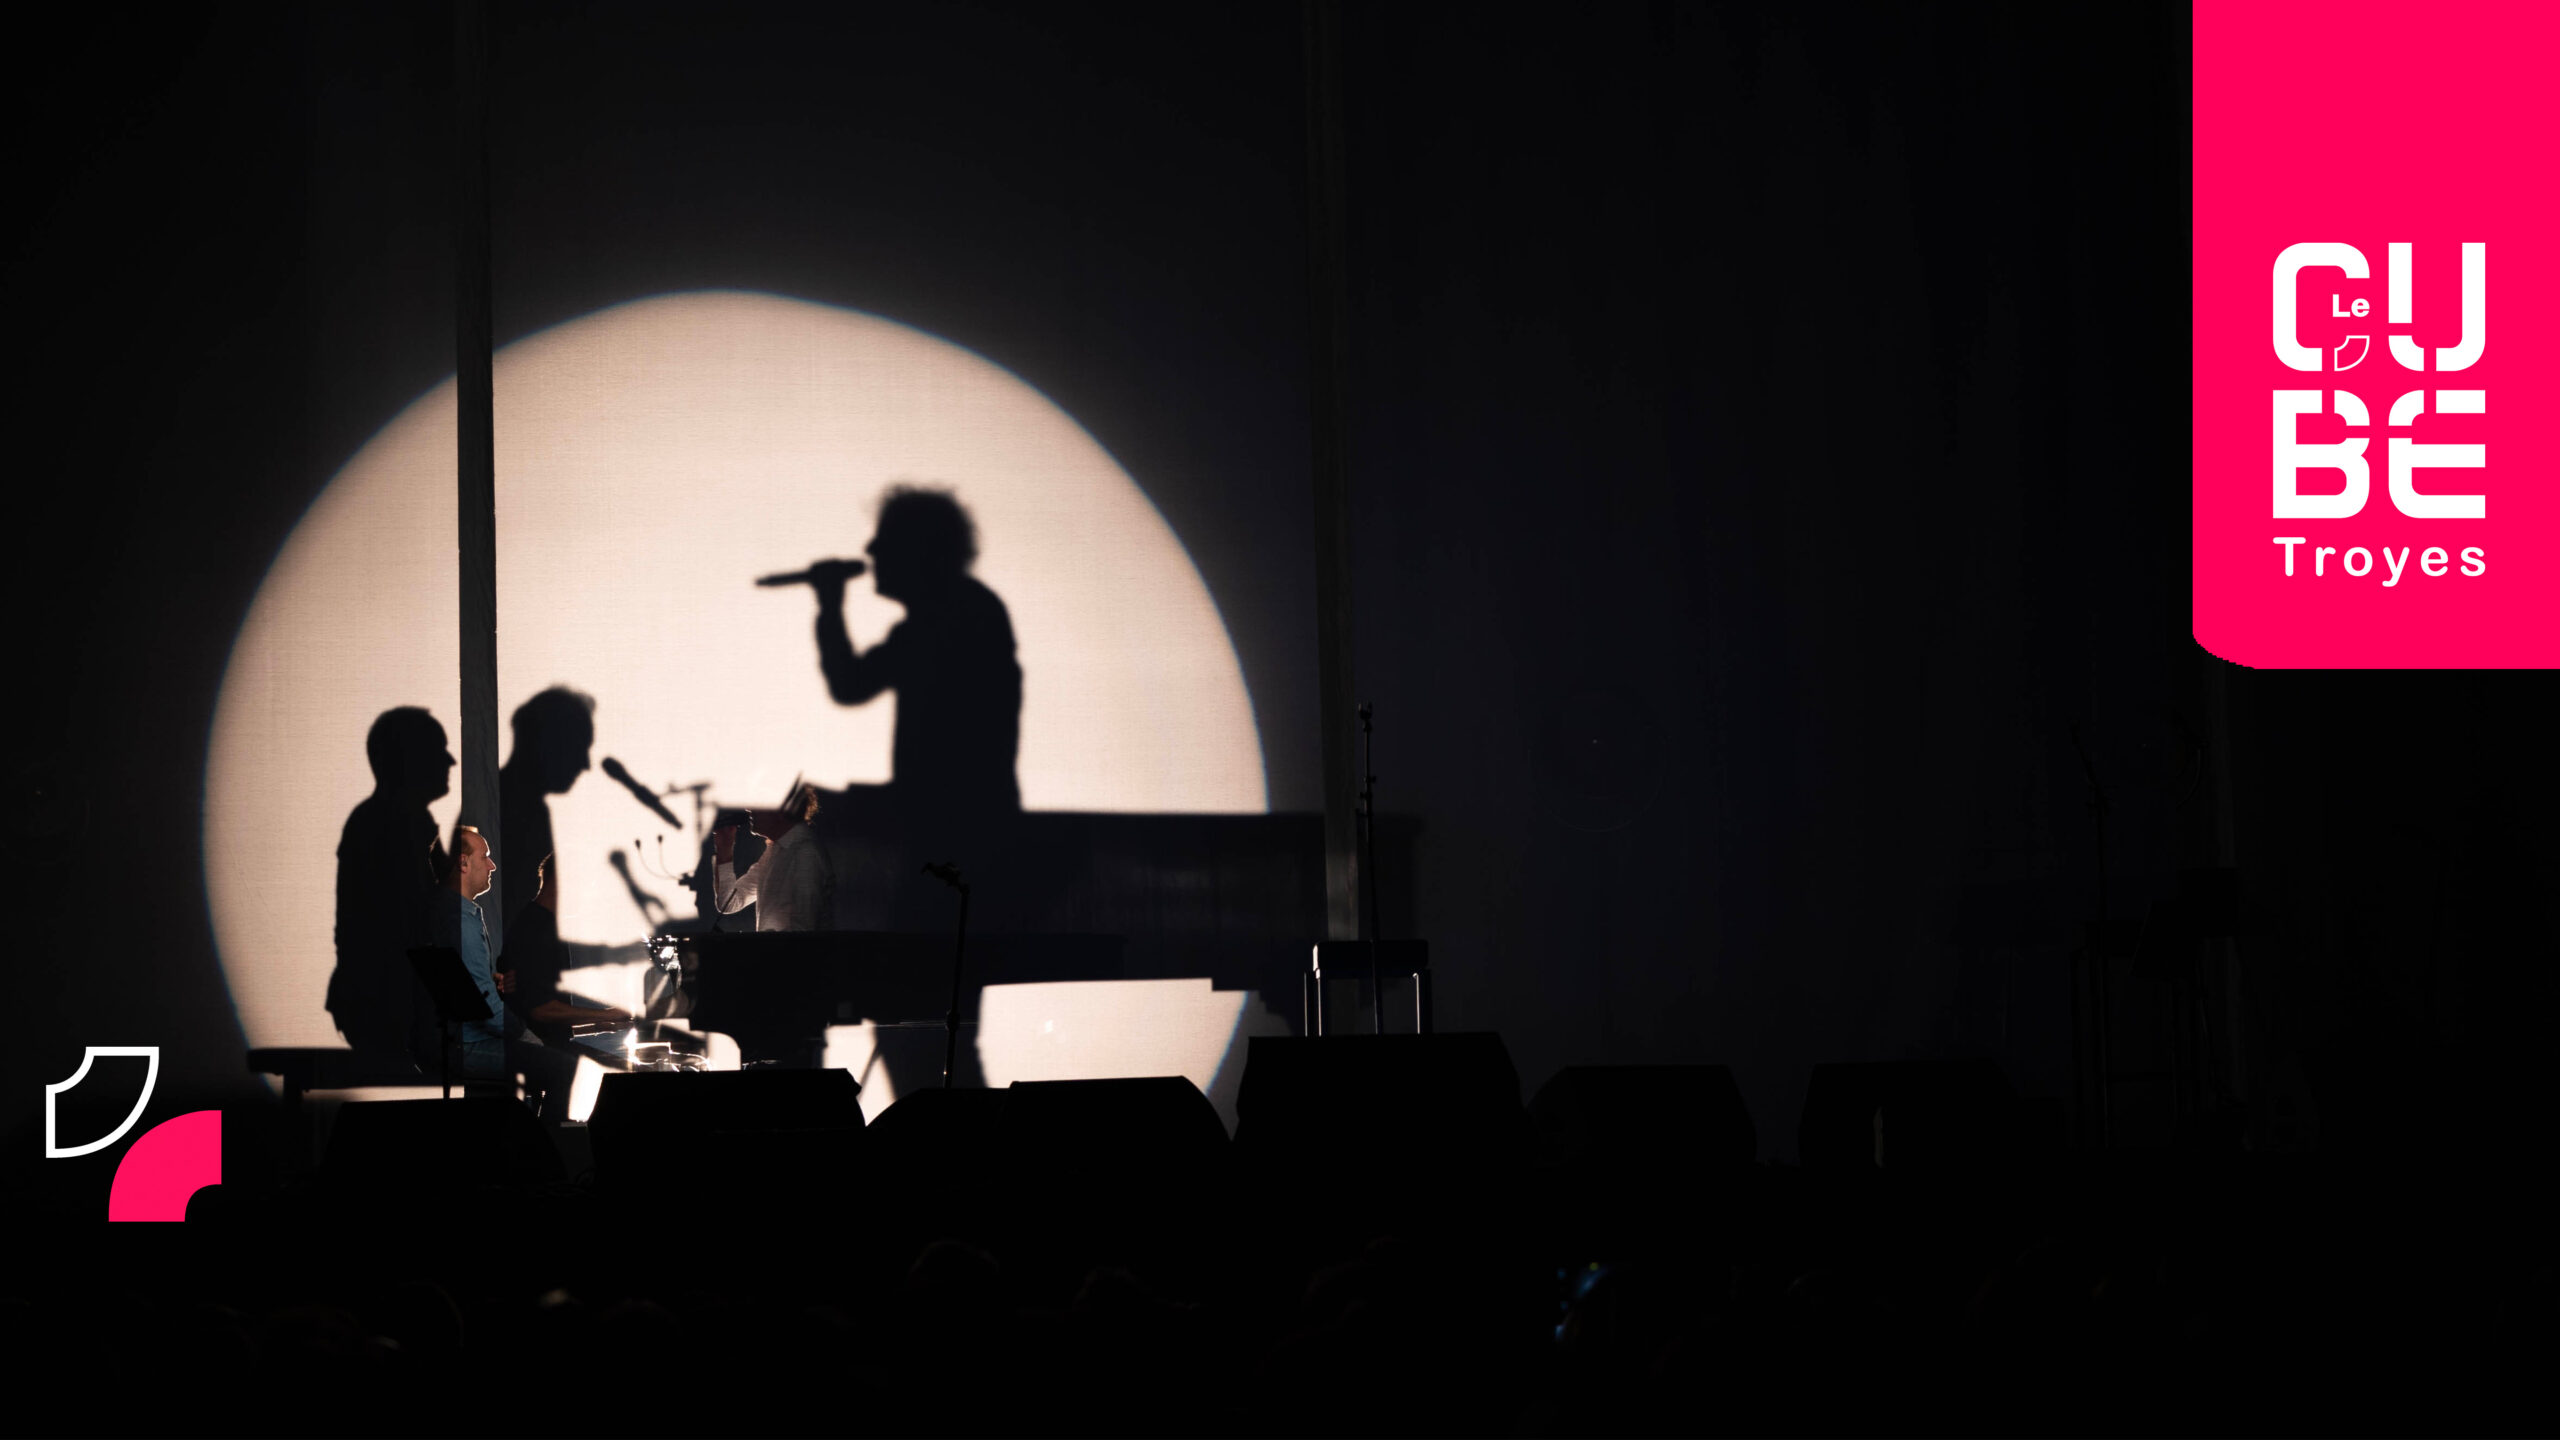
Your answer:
642,783 -> 1414,1071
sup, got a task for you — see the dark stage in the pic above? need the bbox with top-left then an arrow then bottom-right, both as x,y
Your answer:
3,3 -> 2551,1435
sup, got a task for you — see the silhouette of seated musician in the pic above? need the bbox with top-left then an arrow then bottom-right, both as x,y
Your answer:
416,823 -> 578,1119
498,851 -> 631,1035
498,685 -> 594,946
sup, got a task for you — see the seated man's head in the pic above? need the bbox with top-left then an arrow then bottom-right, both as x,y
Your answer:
367,707 -> 454,804
865,485 -> 977,601
507,686 -> 596,795
746,783 -> 821,841
442,824 -> 495,901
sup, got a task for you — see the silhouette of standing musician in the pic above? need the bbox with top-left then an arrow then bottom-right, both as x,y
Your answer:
782,487 -> 1019,1090
795,486 -> 1022,842
327,707 -> 452,1061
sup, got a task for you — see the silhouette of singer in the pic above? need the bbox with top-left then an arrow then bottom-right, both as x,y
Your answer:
783,486 -> 1022,825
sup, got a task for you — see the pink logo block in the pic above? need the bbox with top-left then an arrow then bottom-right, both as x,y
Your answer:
106,1110 -> 222,1222
2194,3 -> 2559,667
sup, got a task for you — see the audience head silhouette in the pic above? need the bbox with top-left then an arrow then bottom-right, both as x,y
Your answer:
506,686 -> 595,795
866,485 -> 978,601
364,707 -> 453,804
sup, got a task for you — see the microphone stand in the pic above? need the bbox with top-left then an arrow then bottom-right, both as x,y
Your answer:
1358,702 -> 1382,1035
925,862 -> 972,1087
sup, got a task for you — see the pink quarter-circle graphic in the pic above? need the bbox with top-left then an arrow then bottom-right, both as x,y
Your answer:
107,1110 -> 224,1223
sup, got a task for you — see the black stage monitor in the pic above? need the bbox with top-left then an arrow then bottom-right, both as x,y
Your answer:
321,1097 -> 564,1195
587,1067 -> 864,1196
1001,1076 -> 1228,1169
1234,1033 -> 1527,1193
1528,1064 -> 1757,1170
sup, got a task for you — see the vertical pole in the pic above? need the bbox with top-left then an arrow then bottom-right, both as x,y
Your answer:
1303,0 -> 1361,949
454,0 -> 502,953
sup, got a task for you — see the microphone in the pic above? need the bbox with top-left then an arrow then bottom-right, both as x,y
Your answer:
600,757 -> 684,828
922,860 -> 969,892
755,559 -> 867,587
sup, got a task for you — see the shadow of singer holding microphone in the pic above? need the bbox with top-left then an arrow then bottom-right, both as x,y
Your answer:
763,485 -> 1023,1087
765,485 -> 1023,854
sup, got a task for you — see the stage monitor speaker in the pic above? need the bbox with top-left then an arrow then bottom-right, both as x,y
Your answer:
863,1086 -> 1011,1160
1234,1033 -> 1526,1184
320,1098 -> 565,1193
865,1079 -> 1224,1173
1528,1065 -> 1756,1169
999,1076 -> 1228,1170
1798,1059 -> 2017,1171
587,1068 -> 864,1192
859,1087 -> 1011,1205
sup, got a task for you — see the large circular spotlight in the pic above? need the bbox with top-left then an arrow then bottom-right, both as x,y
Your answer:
207,292 -> 1267,1098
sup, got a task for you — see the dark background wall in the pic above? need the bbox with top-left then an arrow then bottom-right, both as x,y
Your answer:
7,2 -> 2550,1217
1339,5 -> 2198,1145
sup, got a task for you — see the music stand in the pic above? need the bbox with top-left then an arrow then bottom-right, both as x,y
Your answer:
407,945 -> 494,1100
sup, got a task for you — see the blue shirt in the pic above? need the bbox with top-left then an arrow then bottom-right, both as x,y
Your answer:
447,893 -> 508,1044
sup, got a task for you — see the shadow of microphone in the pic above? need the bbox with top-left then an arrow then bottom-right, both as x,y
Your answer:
600,756 -> 684,828
755,559 -> 867,586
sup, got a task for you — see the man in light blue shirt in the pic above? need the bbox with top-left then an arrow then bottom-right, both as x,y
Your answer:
414,824 -> 578,1117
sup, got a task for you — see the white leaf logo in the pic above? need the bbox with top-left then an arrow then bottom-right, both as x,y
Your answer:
44,1047 -> 161,1159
